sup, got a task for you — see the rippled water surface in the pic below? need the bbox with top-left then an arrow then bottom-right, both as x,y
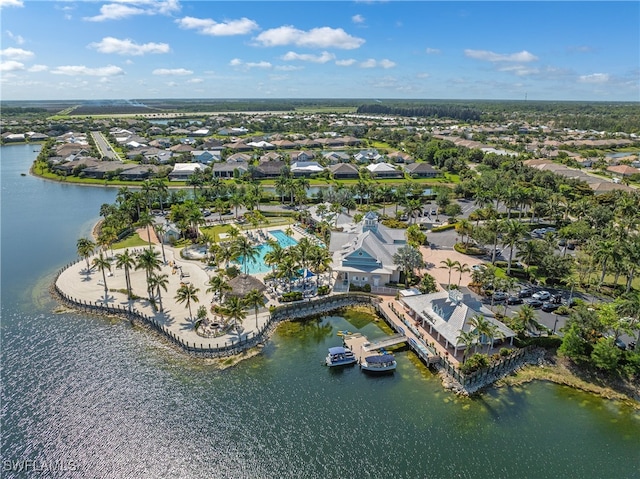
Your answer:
2,145 -> 639,478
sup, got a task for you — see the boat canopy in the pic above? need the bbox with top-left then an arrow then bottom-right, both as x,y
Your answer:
328,346 -> 348,355
364,354 -> 395,364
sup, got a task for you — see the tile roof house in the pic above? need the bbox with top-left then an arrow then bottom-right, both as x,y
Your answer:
322,151 -> 351,164
403,162 -> 440,178
329,212 -> 406,290
212,160 -> 249,178
400,290 -> 515,357
328,163 -> 360,179
354,149 -> 384,163
291,161 -> 324,177
168,163 -> 206,181
366,162 -> 403,178
255,160 -> 286,178
607,165 -> 640,177
191,150 -> 221,164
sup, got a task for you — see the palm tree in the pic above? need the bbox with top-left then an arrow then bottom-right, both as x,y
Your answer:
277,255 -> 300,292
154,223 -> 167,264
152,178 -> 168,214
232,236 -> 259,275
244,288 -> 265,330
221,296 -> 247,335
148,272 -> 169,312
454,262 -> 470,287
264,243 -> 286,275
469,314 -> 491,353
175,283 -> 200,320
206,275 -> 231,302
308,245 -> 332,288
137,211 -> 155,249
457,329 -> 477,363
92,252 -> 111,300
516,304 -> 541,336
590,237 -> 618,286
392,245 -> 424,286
455,219 -> 473,247
136,248 -> 162,297
77,237 -> 96,271
439,258 -> 459,289
484,322 -> 503,353
97,226 -> 117,258
500,219 -> 528,275
115,249 -> 136,299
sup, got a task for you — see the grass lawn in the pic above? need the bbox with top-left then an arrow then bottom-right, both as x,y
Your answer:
113,233 -> 148,249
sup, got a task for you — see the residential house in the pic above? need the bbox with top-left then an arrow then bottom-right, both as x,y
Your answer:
387,151 -> 414,164
607,164 -> 640,178
255,160 -> 286,178
191,150 -> 221,164
291,161 -> 324,177
212,160 -> 249,178
366,162 -> 403,179
322,151 -> 351,164
289,150 -> 316,163
354,149 -> 384,163
328,163 -> 360,179
403,162 -> 440,178
168,163 -> 206,181
329,212 -> 406,289
119,165 -> 161,181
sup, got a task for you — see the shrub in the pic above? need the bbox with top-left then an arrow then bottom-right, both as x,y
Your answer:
460,353 -> 489,374
317,285 -> 330,296
556,305 -> 571,315
281,291 -> 303,302
431,223 -> 456,232
349,283 -> 372,292
521,336 -> 563,349
499,347 -> 515,357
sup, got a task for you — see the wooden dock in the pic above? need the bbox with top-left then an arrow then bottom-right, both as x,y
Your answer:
343,333 -> 407,363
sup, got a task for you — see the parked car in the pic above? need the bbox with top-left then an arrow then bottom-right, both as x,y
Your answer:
526,298 -> 543,308
551,294 -> 563,304
558,238 -> 567,247
472,264 -> 487,272
506,296 -> 523,305
614,338 -> 627,350
532,290 -> 551,301
518,287 -> 534,298
541,301 -> 561,312
492,291 -> 509,302
567,242 -> 576,250
629,341 -> 636,351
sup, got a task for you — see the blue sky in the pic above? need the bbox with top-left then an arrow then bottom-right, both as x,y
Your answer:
1,1 -> 638,101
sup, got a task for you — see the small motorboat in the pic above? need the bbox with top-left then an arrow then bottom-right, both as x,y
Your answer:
325,346 -> 357,367
360,354 -> 397,373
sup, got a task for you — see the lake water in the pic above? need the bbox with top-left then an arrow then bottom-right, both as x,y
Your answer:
1,144 -> 639,478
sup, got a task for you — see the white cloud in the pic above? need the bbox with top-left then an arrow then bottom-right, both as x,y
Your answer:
417,72 -> 430,79
336,59 -> 357,67
0,0 -> 23,9
51,65 -> 124,76
282,51 -> 335,63
152,68 -> 193,75
85,0 -> 180,22
360,58 -> 396,69
28,64 -> 48,72
89,37 -> 170,56
464,49 -> 538,62
6,31 -> 25,45
379,59 -> 396,69
275,65 -> 303,71
352,14 -> 365,24
498,65 -> 539,76
229,59 -> 272,70
426,48 -> 441,55
0,47 -> 33,60
578,73 -> 610,84
254,26 -> 364,49
187,78 -> 204,84
0,60 -> 24,72
177,16 -> 258,36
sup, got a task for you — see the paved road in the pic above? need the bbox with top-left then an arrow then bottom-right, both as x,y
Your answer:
90,130 -> 120,160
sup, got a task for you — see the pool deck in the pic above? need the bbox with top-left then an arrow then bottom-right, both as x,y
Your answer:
55,224 -> 320,351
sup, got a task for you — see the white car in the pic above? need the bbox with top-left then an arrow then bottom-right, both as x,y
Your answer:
532,290 -> 551,301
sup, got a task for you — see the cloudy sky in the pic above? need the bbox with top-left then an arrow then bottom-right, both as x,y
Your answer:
1,0 -> 638,101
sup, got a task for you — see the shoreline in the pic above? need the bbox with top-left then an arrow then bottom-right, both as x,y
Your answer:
495,353 -> 640,409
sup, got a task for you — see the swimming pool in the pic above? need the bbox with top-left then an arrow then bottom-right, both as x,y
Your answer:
235,230 -> 298,275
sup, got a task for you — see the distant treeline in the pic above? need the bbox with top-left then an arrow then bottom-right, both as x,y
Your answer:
1,106 -> 50,116
357,103 -> 482,121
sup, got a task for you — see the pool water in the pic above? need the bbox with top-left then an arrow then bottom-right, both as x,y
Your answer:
235,230 -> 298,274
